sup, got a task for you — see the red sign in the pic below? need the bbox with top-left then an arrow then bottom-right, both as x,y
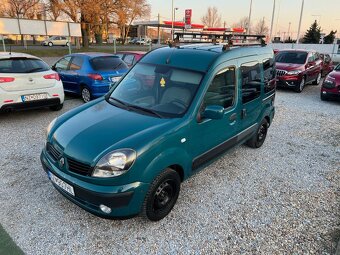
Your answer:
185,9 -> 192,29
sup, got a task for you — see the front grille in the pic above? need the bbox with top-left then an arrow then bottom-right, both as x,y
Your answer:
46,143 -> 61,161
67,158 -> 93,176
276,70 -> 287,77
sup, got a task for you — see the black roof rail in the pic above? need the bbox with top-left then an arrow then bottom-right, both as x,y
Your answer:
172,32 -> 266,49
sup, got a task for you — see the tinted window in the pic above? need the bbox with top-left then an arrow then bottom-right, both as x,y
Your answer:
123,55 -> 135,66
0,58 -> 50,73
241,62 -> 261,103
55,57 -> 71,71
263,58 -> 276,94
275,51 -> 308,64
203,67 -> 236,109
314,52 -> 320,61
90,56 -> 128,71
70,56 -> 83,70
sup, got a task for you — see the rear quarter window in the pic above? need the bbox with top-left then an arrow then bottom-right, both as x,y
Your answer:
0,58 -> 50,73
89,56 -> 128,71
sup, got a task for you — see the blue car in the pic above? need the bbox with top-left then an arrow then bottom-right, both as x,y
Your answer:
52,53 -> 128,102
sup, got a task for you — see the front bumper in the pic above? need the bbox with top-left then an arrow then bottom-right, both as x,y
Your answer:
40,149 -> 149,219
321,87 -> 340,100
276,76 -> 302,88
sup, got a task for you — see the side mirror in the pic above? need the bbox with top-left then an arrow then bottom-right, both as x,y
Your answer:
202,105 -> 224,120
51,65 -> 56,71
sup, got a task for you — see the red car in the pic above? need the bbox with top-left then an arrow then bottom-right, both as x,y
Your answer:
321,64 -> 340,101
320,53 -> 334,77
275,49 -> 322,93
115,51 -> 146,68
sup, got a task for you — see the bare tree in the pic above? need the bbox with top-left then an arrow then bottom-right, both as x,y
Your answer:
201,6 -> 221,27
253,17 -> 269,35
4,0 -> 40,17
46,0 -> 62,20
232,16 -> 250,29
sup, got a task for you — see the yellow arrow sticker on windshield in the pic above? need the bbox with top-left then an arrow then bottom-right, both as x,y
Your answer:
160,77 -> 166,87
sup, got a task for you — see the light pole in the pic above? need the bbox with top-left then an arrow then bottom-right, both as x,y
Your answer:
269,0 -> 276,43
247,0 -> 253,34
173,7 -> 179,40
171,0 -> 174,41
296,0 -> 304,44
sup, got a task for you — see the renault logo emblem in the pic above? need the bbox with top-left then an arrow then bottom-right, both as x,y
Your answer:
59,157 -> 65,168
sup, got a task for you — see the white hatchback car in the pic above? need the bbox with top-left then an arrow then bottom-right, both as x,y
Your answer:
42,36 -> 69,47
0,52 -> 64,112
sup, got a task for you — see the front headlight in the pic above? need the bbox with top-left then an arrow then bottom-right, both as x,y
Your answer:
287,70 -> 301,75
46,117 -> 57,138
92,149 -> 136,178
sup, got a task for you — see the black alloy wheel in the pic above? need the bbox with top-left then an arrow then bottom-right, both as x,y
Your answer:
246,119 -> 269,148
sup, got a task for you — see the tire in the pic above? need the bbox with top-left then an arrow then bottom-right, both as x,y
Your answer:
50,103 -> 63,111
142,168 -> 181,221
81,87 -> 91,103
312,72 -> 322,85
66,42 -> 70,47
320,92 -> 328,101
246,119 -> 269,148
48,42 -> 53,47
294,77 -> 305,93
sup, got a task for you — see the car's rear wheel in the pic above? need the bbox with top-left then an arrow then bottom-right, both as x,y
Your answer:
295,77 -> 305,93
66,42 -> 70,47
246,119 -> 269,148
48,42 -> 53,47
313,72 -> 322,85
142,168 -> 181,221
50,103 -> 63,111
81,87 -> 91,103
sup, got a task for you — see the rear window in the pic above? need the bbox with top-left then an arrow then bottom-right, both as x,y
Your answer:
0,58 -> 50,73
89,56 -> 128,71
275,51 -> 308,64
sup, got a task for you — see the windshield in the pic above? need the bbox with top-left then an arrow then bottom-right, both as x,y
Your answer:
275,51 -> 307,64
0,58 -> 50,73
89,56 -> 128,71
108,63 -> 203,118
334,64 -> 340,71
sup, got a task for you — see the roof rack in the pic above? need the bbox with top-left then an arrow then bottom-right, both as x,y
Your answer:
172,32 -> 266,48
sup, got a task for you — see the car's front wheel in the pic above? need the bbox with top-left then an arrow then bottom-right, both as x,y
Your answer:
66,42 -> 70,47
295,77 -> 305,93
81,87 -> 91,103
142,168 -> 181,221
312,72 -> 322,85
320,92 -> 328,101
48,42 -> 53,47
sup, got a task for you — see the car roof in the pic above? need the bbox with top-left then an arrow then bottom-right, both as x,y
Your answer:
140,44 -> 273,72
116,51 -> 146,55
0,52 -> 42,60
278,49 -> 313,53
69,52 -> 117,58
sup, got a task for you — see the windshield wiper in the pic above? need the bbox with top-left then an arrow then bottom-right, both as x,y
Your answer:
108,97 -> 131,110
128,104 -> 164,118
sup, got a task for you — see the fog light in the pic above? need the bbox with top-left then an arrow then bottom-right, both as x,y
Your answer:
99,204 -> 112,214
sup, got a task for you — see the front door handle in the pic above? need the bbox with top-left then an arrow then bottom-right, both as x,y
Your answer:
229,113 -> 237,122
241,109 -> 247,119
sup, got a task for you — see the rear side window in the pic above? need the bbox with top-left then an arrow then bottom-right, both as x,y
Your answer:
241,62 -> 261,104
70,56 -> 83,70
123,55 -> 135,66
0,58 -> 50,73
263,58 -> 276,94
90,56 -> 128,71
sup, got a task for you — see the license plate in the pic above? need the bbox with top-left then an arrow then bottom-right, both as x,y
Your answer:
21,93 -> 48,102
48,171 -> 75,196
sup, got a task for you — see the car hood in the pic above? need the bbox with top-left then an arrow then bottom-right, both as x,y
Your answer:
275,62 -> 305,71
52,99 -> 178,164
327,70 -> 340,82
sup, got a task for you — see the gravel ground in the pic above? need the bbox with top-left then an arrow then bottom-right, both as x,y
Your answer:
0,82 -> 339,254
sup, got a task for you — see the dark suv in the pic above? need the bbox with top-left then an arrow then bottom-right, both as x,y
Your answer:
275,49 -> 322,92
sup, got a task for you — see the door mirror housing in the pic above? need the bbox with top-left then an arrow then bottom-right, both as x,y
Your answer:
202,105 -> 224,120
51,65 -> 56,71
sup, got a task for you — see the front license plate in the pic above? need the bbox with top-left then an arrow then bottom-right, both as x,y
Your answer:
48,172 -> 75,196
21,93 -> 48,102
